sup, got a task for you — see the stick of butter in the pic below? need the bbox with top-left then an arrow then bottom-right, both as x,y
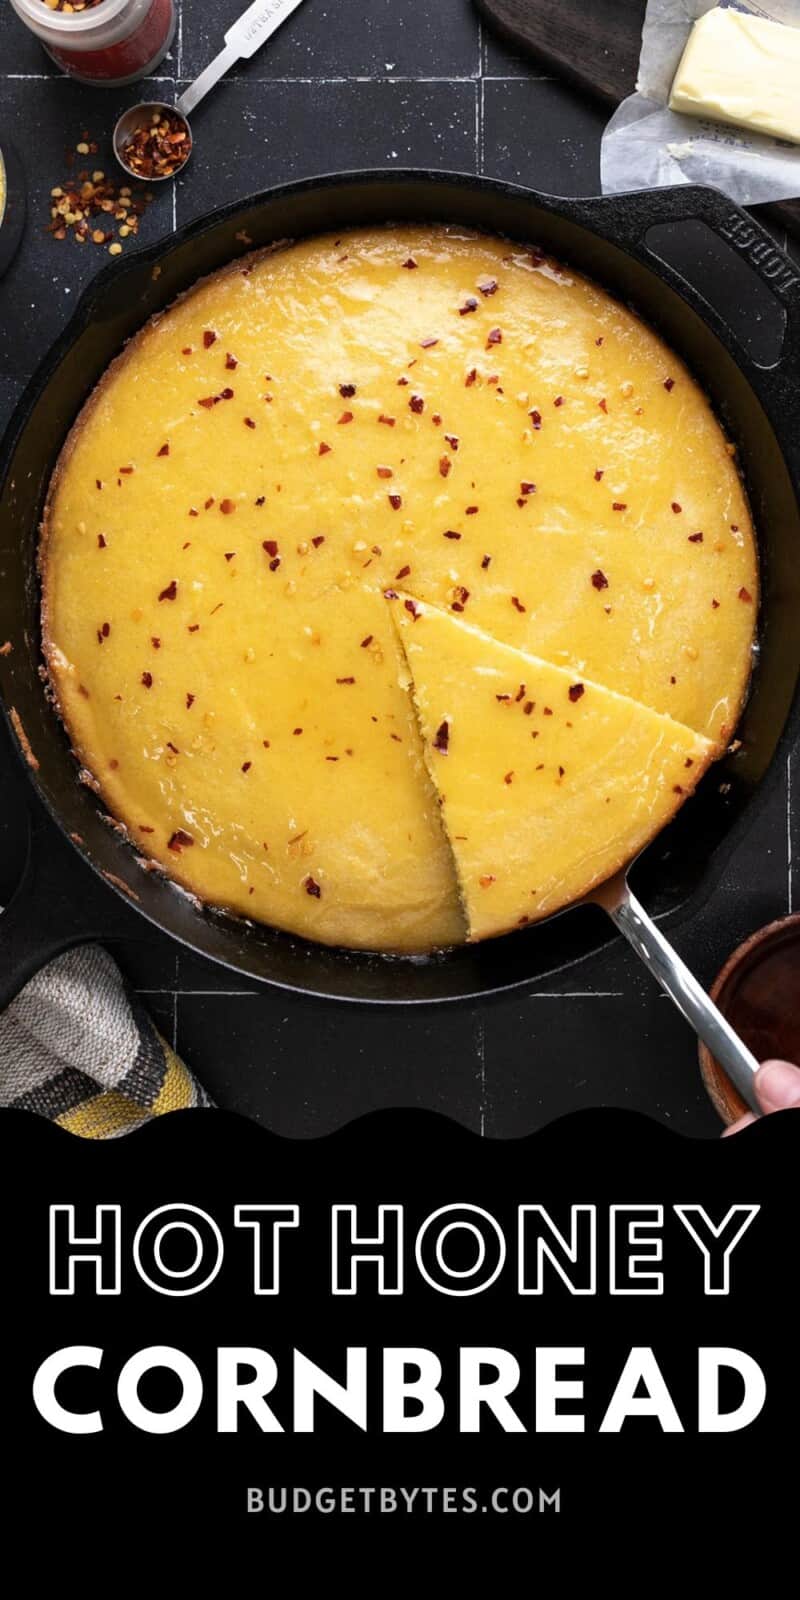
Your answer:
669,7 -> 800,146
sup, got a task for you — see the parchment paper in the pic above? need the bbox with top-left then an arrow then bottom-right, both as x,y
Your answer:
600,0 -> 800,205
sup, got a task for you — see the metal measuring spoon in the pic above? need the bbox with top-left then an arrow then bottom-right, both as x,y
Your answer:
589,868 -> 761,1114
113,0 -> 307,183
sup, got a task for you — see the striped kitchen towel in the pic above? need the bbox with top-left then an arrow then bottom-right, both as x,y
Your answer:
0,943 -> 212,1137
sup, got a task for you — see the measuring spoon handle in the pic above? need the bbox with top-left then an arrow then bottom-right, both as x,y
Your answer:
178,0 -> 307,118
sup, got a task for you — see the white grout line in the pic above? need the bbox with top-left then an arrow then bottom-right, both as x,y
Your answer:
1,72 -> 551,86
476,1015 -> 486,1136
176,0 -> 184,80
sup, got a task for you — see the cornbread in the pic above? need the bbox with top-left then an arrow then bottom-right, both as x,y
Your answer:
41,226 -> 757,949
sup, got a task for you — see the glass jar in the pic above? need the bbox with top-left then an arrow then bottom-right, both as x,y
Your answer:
9,0 -> 176,87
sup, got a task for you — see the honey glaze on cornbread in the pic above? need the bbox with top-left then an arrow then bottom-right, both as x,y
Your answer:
41,226 -> 757,951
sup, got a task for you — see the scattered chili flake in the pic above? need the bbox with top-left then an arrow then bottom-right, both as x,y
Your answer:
220,388 -> 234,401
338,411 -> 353,424
688,531 -> 704,543
395,563 -> 411,579
479,278 -> 498,296
402,257 -> 418,269
379,414 -> 396,426
664,377 -> 675,392
553,395 -> 565,407
738,586 -> 753,602
97,532 -> 107,549
520,481 -> 536,496
439,456 -> 452,478
304,876 -> 322,897
479,874 -> 496,888
310,535 -> 325,549
119,110 -> 192,180
220,498 -> 236,515
397,376 -> 410,386
591,569 -> 609,590
157,442 -> 169,457
504,771 -> 514,785
459,297 -> 478,315
420,338 -> 439,349
433,719 -> 450,753
339,383 -> 356,398
318,442 -> 332,455
198,397 -> 217,410
360,635 -> 373,648
486,328 -> 502,347
225,352 -> 237,370
524,701 -> 534,715
496,692 -> 511,702
465,368 -> 477,386
671,501 -> 682,513
511,595 -> 526,612
151,635 -> 161,649
568,683 -> 585,703
443,530 -> 461,540
119,465 -> 134,475
712,598 -> 720,609
167,742 -> 179,755
186,693 -> 195,709
377,465 -> 393,479
529,408 -> 542,429
466,505 -> 479,515
158,580 -> 177,602
244,417 -> 256,429
336,676 -> 356,685
598,398 -> 608,414
205,497 -> 215,510
168,829 -> 194,853
389,494 -> 403,510
293,728 -> 303,736
431,413 -> 442,426
384,589 -> 399,600
404,598 -> 420,619
241,761 -> 252,773
409,394 -> 424,414
481,553 -> 491,569
141,671 -> 153,688
444,434 -> 459,452
224,551 -> 236,562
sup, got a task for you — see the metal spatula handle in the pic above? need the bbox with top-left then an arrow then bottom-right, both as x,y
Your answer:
593,875 -> 761,1114
178,0 -> 307,119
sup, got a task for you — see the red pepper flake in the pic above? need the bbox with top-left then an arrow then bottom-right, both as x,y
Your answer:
404,598 -> 420,620
503,771 -> 514,785
379,414 -> 396,426
225,352 -> 237,370
479,278 -> 498,296
389,494 -> 403,510
598,398 -> 608,414
688,531 -> 704,543
293,728 -> 303,736
158,580 -> 177,602
119,465 -> 134,475
481,553 -> 491,569
384,588 -> 399,600
203,330 -> 217,349
738,586 -> 753,602
731,523 -> 739,533
664,377 -> 675,392
465,368 -> 477,387
443,530 -> 461,540
442,435 -> 458,454
186,693 -> 195,709
220,498 -> 236,515
486,327 -> 502,347
515,684 -> 526,702
529,409 -> 542,430
612,502 -> 627,512
336,676 -> 356,685
397,376 -> 410,386
420,338 -> 439,349
432,413 -> 442,426
255,496 -> 265,507
409,394 -> 425,414
244,417 -> 256,429
205,497 -> 215,510
141,671 -> 153,688
553,395 -> 565,408
338,411 -> 353,424
591,569 -> 609,590
712,599 -> 720,610
167,742 -> 179,755
168,829 -> 194,853
520,481 -> 536,496
595,336 -> 604,346
377,466 -> 393,479
77,684 -> 90,699
479,874 -> 496,888
318,442 -> 332,456
451,586 -> 470,613
672,785 -> 684,795
304,875 -> 322,898
439,456 -> 452,478
402,257 -> 418,269
241,761 -> 252,772
360,635 -> 373,648
524,701 -> 534,715
262,538 -> 279,558
339,383 -> 356,398
496,692 -> 511,702
395,564 -> 411,579
466,505 -> 479,515
433,719 -> 450,753
593,469 -> 604,482
97,533 -> 107,548
459,297 -> 478,315
220,388 -> 234,401
182,347 -> 192,356
671,501 -> 682,513
224,551 -> 236,562
157,442 -> 170,457
151,636 -> 161,649
511,595 -> 526,612
568,683 -> 585,703
198,396 -> 217,410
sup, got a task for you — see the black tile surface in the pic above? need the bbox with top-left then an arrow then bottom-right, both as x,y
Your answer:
1,0 -> 796,1138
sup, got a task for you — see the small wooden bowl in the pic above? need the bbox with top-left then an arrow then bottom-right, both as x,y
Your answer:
699,913 -> 800,1124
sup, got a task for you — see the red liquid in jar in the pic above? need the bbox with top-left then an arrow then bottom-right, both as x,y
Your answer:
47,0 -> 175,84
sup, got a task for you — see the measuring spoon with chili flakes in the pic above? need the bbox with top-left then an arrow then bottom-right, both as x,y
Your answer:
113,0 -> 308,183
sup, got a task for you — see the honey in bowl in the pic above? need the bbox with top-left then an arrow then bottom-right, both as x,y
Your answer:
41,226 -> 758,953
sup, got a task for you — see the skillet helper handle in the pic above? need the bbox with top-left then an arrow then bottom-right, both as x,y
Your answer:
601,880 -> 761,1116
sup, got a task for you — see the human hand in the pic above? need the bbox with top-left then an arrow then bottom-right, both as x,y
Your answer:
723,1058 -> 800,1135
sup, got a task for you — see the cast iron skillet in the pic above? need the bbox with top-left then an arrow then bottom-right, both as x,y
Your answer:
1,171 -> 799,1008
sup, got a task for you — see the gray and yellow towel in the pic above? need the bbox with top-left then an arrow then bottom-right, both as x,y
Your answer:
0,944 -> 212,1137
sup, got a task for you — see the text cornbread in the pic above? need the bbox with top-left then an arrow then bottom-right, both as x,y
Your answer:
42,226 -> 757,950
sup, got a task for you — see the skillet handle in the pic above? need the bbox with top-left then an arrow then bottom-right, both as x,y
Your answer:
0,806 -> 107,1012
584,185 -> 800,376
